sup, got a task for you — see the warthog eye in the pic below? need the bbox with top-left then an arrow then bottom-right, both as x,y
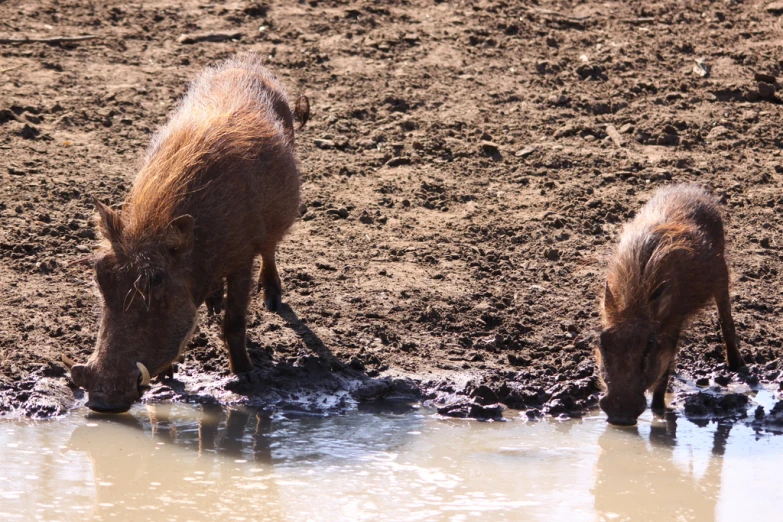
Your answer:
642,333 -> 657,370
149,271 -> 164,288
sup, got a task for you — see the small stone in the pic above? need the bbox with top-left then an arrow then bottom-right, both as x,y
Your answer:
692,59 -> 710,77
177,32 -> 243,44
745,89 -> 761,102
515,147 -> 535,158
326,207 -> 349,219
754,72 -> 778,84
758,82 -> 776,98
385,157 -> 411,167
480,141 -> 500,153
314,138 -> 335,149
77,229 -> 96,239
544,248 -> 560,261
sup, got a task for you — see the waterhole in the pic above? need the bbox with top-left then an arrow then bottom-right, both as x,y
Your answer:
0,400 -> 781,521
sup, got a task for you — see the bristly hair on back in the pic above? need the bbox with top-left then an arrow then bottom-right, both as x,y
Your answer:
603,221 -> 696,326
114,55 -> 289,246
124,110 -> 280,241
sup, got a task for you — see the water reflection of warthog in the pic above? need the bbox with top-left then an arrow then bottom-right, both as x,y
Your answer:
594,415 -> 732,521
67,405 -> 279,518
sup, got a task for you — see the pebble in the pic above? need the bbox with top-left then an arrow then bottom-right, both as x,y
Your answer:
480,141 -> 500,153
754,72 -> 778,84
385,157 -> 411,167
177,32 -> 243,44
314,138 -> 335,150
326,207 -> 349,219
758,82 -> 776,98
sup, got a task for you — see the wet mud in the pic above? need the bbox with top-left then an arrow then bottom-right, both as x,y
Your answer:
1,0 -> 783,424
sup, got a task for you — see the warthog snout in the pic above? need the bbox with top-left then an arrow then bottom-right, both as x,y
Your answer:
63,355 -> 151,414
599,392 -> 647,426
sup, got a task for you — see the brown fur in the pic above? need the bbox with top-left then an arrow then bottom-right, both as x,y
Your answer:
598,184 -> 744,425
71,55 -> 303,413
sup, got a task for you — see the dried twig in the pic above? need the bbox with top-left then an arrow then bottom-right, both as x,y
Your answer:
622,17 -> 656,25
0,35 -> 99,44
0,63 -> 23,74
523,7 -> 591,21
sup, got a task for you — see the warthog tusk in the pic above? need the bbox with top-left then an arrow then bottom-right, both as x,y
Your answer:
136,362 -> 151,387
61,354 -> 76,369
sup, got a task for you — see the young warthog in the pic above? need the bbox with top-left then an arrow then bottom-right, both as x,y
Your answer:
598,184 -> 744,425
63,55 -> 309,413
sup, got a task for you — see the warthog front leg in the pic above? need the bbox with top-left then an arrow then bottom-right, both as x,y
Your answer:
223,267 -> 253,373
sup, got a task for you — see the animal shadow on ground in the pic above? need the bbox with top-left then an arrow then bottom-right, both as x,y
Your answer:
153,303 -> 419,413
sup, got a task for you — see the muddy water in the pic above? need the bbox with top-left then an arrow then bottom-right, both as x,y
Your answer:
1,402 -> 781,522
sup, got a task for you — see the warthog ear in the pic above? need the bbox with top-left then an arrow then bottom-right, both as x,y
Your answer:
165,215 -> 194,255
93,197 -> 123,243
603,281 -> 617,314
294,94 -> 310,130
649,282 -> 672,320
69,364 -> 87,389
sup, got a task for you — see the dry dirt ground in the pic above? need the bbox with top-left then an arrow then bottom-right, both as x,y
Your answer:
2,0 -> 783,426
